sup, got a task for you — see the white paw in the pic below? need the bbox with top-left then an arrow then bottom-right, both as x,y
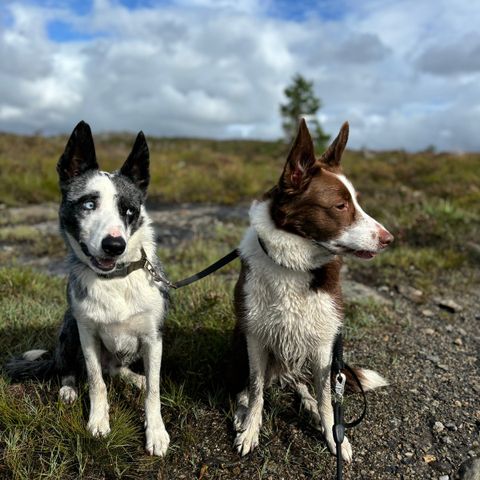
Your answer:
145,424 -> 170,456
132,375 -> 146,390
59,385 -> 78,404
233,405 -> 248,432
87,413 -> 111,437
234,422 -> 260,456
327,435 -> 353,463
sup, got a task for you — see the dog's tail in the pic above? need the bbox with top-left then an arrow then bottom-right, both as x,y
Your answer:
3,349 -> 57,382
343,366 -> 388,393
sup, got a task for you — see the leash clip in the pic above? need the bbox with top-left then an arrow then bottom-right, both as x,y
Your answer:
334,372 -> 346,402
143,258 -> 175,288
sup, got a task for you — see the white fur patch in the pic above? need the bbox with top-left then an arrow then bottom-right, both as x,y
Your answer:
23,349 -> 47,361
358,368 -> 389,391
331,174 -> 385,253
80,175 -> 126,258
239,200 -> 341,375
70,210 -> 163,328
246,200 -> 335,271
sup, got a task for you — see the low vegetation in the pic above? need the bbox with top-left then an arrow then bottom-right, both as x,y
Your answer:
0,132 -> 478,478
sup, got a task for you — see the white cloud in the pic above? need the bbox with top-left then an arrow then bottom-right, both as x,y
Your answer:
0,0 -> 479,151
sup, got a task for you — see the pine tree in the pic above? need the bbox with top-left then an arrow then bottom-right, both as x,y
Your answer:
280,74 -> 330,150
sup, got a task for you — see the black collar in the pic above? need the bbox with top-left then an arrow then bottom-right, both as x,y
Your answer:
257,236 -> 270,257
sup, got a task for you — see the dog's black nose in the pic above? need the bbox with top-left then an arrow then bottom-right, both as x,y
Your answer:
101,235 -> 126,256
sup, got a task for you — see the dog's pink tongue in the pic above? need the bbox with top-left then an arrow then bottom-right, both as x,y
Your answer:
354,250 -> 376,259
97,258 -> 116,269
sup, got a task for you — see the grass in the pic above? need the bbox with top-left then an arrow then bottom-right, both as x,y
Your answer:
0,234 -> 397,479
0,133 -> 479,478
0,132 -> 287,206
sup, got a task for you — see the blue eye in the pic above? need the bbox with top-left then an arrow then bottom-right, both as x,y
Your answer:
83,201 -> 95,211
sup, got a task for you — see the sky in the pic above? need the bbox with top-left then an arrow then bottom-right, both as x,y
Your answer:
1,0 -> 480,151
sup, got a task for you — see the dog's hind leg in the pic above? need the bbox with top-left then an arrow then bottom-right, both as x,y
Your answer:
114,366 -> 146,390
295,382 -> 322,431
56,310 -> 82,405
59,375 -> 78,404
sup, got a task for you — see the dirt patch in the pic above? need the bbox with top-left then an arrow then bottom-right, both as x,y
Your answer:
1,202 -> 479,480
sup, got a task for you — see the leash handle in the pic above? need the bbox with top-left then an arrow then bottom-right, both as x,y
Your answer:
330,332 -> 368,480
333,399 -> 344,480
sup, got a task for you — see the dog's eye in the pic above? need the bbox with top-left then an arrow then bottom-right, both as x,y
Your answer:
335,202 -> 348,211
125,207 -> 138,221
82,201 -> 96,211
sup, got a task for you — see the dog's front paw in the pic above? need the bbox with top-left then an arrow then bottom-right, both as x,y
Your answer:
326,435 -> 353,463
234,422 -> 260,456
145,424 -> 170,456
87,413 -> 111,437
59,385 -> 78,404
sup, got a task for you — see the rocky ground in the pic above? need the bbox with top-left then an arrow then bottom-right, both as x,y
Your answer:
1,202 -> 479,480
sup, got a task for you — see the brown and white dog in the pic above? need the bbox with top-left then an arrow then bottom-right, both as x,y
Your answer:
232,119 -> 393,462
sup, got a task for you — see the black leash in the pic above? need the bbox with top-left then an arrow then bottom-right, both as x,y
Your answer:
331,333 -> 368,480
170,249 -> 239,289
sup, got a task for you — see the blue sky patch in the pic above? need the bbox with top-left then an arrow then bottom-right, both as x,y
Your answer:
117,0 -> 169,9
0,6 -> 15,28
20,0 -> 93,16
47,19 -> 101,42
266,0 -> 347,22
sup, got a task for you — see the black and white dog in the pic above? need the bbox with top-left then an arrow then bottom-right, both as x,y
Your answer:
5,121 -> 170,456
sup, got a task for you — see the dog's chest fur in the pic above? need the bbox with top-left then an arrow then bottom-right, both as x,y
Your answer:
70,266 -> 165,359
238,201 -> 342,369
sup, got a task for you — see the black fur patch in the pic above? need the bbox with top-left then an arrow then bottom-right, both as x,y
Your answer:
110,174 -> 144,235
55,309 -> 85,379
59,170 -> 99,243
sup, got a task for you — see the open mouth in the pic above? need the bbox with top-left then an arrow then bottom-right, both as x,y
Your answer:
313,241 -> 378,260
90,256 -> 117,272
352,250 -> 377,260
79,241 -> 118,272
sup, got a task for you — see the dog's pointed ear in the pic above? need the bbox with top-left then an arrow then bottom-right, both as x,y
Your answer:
320,121 -> 349,167
120,131 -> 150,195
57,121 -> 99,182
280,118 -> 317,192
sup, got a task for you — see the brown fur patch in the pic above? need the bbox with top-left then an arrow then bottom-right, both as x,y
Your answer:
228,261 -> 250,394
309,257 -> 343,309
264,121 -> 356,243
268,167 -> 356,243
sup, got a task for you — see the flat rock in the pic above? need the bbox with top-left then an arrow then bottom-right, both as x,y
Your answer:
342,280 -> 392,305
397,284 -> 424,303
436,298 -> 463,313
